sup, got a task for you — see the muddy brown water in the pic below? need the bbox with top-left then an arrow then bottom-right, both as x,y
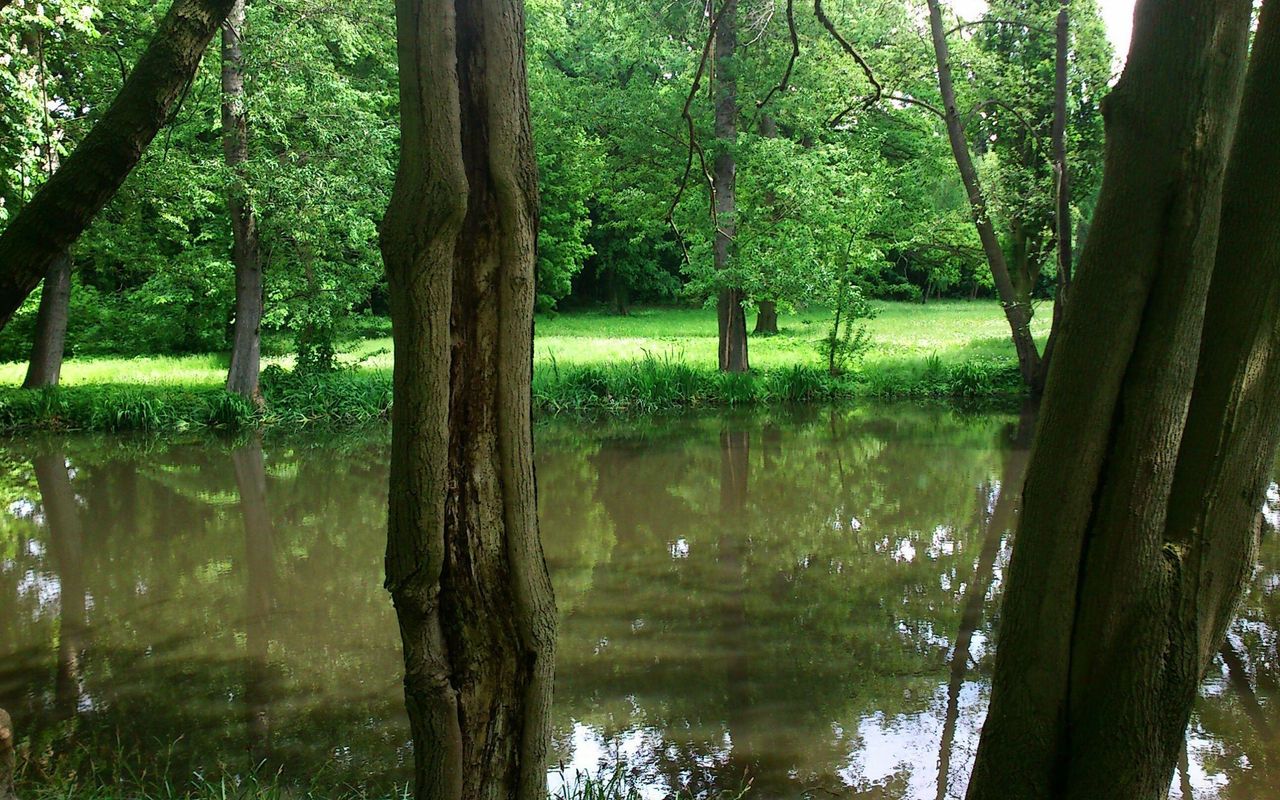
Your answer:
1,405 -> 1277,799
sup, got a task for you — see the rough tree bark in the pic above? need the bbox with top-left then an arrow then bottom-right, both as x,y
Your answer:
924,0 -> 1041,389
222,0 -> 265,402
0,0 -> 237,329
965,1 -> 1279,798
23,251 -> 72,388
714,0 -> 749,372
379,0 -> 556,798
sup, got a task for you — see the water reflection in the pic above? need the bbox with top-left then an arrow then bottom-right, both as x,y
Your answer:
0,407 -> 1276,798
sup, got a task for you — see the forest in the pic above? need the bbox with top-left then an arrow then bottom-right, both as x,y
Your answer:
3,1 -> 1280,800
0,0 -> 1113,420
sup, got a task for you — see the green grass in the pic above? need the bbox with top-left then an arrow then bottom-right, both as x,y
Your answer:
10,757 -> 745,800
0,301 -> 1047,431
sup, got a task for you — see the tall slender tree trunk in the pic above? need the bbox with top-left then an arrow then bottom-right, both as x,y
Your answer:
21,28 -> 72,389
222,0 -> 265,402
1037,0 -> 1073,391
0,0 -> 237,329
714,0 -> 748,372
965,1 -> 1278,797
924,0 -> 1040,389
22,251 -> 72,388
379,1 -> 556,798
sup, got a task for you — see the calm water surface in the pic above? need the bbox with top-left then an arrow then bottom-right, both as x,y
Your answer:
1,405 -> 1278,799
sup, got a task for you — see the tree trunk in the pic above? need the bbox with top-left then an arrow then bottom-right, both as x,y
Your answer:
753,299 -> 778,335
22,250 -> 72,388
1037,0 -> 1073,392
965,1 -> 1270,798
222,0 -> 265,402
714,0 -> 748,372
924,0 -> 1040,389
0,0 -> 237,329
379,1 -> 556,798
232,442 -> 274,760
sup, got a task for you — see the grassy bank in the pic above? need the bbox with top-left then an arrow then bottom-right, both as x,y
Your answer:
9,762 -> 747,800
0,302 -> 1045,432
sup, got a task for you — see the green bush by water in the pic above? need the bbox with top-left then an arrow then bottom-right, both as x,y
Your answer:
0,353 -> 1019,433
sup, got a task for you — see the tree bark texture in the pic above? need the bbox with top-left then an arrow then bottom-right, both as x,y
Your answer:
966,1 -> 1277,798
222,0 -> 265,402
22,250 -> 72,388
379,1 -> 556,798
0,0 -> 237,329
924,0 -> 1041,389
714,0 -> 749,372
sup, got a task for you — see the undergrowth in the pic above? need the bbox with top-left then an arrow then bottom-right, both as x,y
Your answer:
0,353 -> 1020,433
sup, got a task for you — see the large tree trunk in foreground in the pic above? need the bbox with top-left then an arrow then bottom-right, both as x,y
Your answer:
22,250 -> 72,388
966,1 -> 1277,798
924,0 -> 1041,389
222,0 -> 265,402
0,0 -> 236,329
379,1 -> 556,798
714,0 -> 749,372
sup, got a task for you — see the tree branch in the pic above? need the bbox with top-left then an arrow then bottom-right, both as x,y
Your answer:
753,0 -> 799,123
813,0 -> 881,104
667,0 -> 730,265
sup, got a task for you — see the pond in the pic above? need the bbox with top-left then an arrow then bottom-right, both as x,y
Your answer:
0,404 -> 1277,799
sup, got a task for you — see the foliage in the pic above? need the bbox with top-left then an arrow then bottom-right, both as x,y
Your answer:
0,0 -> 1112,365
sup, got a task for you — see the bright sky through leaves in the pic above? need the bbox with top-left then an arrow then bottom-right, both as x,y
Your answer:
951,0 -> 1137,58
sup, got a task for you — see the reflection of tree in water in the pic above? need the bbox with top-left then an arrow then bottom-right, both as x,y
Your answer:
10,414 -> 1279,798
33,453 -> 88,722
0,436 -> 409,794
1192,513 -> 1280,800
935,403 -> 1035,800
232,441 -> 275,762
556,408 -> 1018,797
